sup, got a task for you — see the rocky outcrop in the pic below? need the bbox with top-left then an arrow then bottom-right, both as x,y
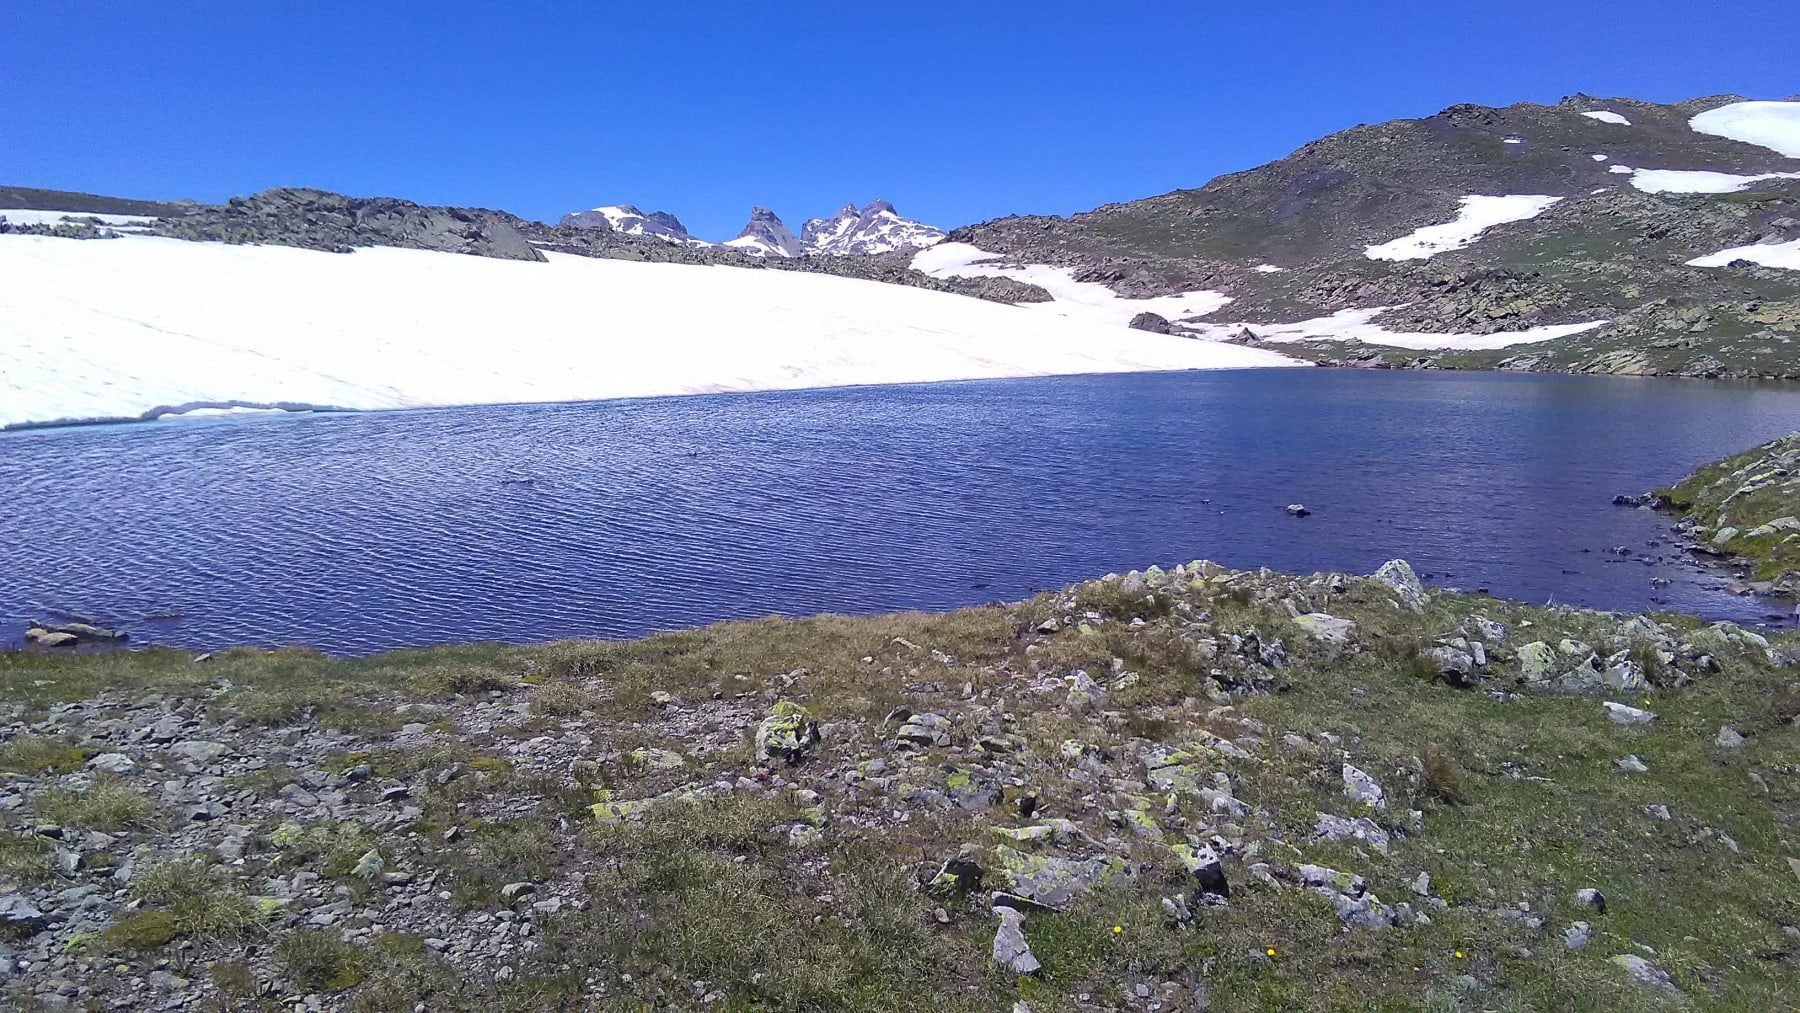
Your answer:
1654,433 -> 1800,595
152,188 -> 545,261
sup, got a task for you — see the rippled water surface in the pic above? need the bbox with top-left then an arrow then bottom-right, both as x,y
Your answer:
4,369 -> 1799,653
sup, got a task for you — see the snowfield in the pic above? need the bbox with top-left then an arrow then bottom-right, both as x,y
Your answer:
0,235 -> 1299,429
1689,101 -> 1800,158
0,209 -> 157,227
1188,309 -> 1608,351
911,242 -> 1233,326
1363,195 -> 1561,261
1582,111 -> 1632,126
1627,168 -> 1800,194
1687,238 -> 1800,271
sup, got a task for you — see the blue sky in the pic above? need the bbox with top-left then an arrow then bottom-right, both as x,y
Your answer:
5,1 -> 1795,239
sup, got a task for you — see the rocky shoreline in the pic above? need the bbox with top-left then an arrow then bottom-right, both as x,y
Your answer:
1645,433 -> 1800,603
3,560 -> 1796,1010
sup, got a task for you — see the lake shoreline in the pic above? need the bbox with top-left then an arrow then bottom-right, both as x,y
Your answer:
3,560 -> 1794,1008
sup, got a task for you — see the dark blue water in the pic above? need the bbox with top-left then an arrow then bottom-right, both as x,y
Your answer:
3,369 -> 1798,653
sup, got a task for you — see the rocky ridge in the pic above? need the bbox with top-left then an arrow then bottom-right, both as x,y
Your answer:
3,561 -> 1796,1009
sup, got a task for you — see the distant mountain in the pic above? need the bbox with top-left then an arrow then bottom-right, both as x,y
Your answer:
722,206 -> 804,257
800,200 -> 947,256
554,199 -> 946,257
559,205 -> 708,247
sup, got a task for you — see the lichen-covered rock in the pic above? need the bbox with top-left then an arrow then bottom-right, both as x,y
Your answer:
1611,954 -> 1680,994
1169,842 -> 1229,897
1518,641 -> 1557,685
1370,559 -> 1427,611
894,711 -> 952,748
1343,764 -> 1386,808
990,846 -> 1127,910
1064,670 -> 1104,712
755,701 -> 820,766
1315,812 -> 1392,855
1293,613 -> 1356,645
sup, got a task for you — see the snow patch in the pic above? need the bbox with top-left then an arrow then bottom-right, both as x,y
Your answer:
910,242 -> 1233,327
1503,137 -> 1524,145
1689,101 -> 1800,158
1608,164 -> 1633,175
1592,154 -> 1610,162
1687,238 -> 1800,270
0,235 -> 1300,429
1583,111 -> 1631,126
1364,195 -> 1561,261
1196,309 -> 1607,352
1252,264 -> 1286,273
1628,168 -> 1800,194
0,209 -> 157,227
154,405 -> 297,421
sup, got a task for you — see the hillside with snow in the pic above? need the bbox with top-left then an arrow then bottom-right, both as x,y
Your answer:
946,96 -> 1800,378
0,233 -> 1297,430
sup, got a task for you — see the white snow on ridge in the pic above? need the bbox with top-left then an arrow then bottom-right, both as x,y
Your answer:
1363,195 -> 1561,261
1628,168 -> 1800,194
1687,238 -> 1800,270
1192,309 -> 1608,352
1583,111 -> 1632,126
0,235 -> 1300,429
911,242 -> 1233,327
0,209 -> 156,227
1689,101 -> 1800,158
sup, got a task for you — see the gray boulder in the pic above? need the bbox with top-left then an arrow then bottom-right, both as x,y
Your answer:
1371,559 -> 1427,611
991,905 -> 1041,975
1129,311 -> 1174,334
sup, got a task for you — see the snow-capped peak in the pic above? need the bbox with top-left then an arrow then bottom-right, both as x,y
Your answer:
801,200 -> 946,256
722,206 -> 804,258
559,204 -> 709,247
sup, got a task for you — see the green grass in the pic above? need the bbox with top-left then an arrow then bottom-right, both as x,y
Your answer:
0,735 -> 91,774
32,776 -> 156,830
2,564 -> 1796,1009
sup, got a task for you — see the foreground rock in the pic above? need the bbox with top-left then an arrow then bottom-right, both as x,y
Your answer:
0,559 -> 1793,1009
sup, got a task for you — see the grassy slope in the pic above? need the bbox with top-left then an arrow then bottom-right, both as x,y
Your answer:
3,564 -> 1798,1010
1656,433 -> 1800,586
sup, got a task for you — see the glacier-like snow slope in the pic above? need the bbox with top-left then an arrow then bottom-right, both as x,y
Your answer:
1688,101 -> 1800,158
911,243 -> 1233,326
1192,309 -> 1608,351
1363,195 -> 1561,261
0,235 -> 1299,429
1688,238 -> 1800,271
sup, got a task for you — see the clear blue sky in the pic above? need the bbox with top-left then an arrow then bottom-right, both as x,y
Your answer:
5,1 -> 1795,240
